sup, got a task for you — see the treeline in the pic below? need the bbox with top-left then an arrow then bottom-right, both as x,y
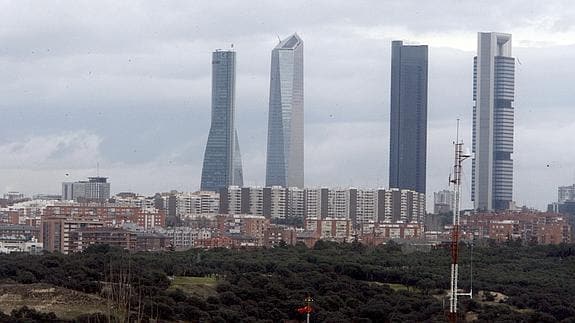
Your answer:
0,241 -> 575,321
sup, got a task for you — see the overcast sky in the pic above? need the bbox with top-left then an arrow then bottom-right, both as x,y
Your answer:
1,0 -> 575,211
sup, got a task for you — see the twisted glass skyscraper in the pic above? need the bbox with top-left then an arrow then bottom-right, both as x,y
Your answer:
200,50 -> 243,192
265,34 -> 304,188
472,32 -> 515,211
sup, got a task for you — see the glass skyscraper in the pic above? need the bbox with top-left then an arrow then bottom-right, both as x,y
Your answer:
388,40 -> 428,194
472,32 -> 515,211
200,50 -> 243,192
265,34 -> 304,188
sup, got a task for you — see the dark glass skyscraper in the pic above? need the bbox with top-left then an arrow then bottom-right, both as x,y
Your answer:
472,32 -> 515,211
388,40 -> 428,194
200,50 -> 243,192
265,34 -> 304,188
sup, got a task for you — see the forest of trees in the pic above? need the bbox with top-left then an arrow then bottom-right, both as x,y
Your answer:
1,240 -> 575,322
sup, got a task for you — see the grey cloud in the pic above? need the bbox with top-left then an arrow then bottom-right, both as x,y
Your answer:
0,131 -> 102,169
2,1 -> 573,61
1,1 -> 575,211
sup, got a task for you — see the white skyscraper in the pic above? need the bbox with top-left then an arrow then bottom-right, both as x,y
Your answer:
265,34 -> 304,188
472,32 -> 515,211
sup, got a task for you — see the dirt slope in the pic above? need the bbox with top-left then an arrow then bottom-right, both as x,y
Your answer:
0,283 -> 108,320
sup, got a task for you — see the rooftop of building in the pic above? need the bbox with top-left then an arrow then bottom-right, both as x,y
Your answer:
391,40 -> 428,48
0,224 -> 38,231
275,33 -> 302,50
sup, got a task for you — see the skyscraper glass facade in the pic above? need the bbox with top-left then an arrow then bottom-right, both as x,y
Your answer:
472,32 -> 515,211
389,40 -> 428,194
200,50 -> 243,191
265,34 -> 304,188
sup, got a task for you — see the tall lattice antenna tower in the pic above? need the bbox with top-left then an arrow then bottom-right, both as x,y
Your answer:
448,120 -> 472,322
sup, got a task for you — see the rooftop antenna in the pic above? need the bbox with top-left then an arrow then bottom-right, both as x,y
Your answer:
97,162 -> 100,177
448,119 -> 472,322
276,34 -> 281,44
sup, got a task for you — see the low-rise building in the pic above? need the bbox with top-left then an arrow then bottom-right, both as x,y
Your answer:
161,227 -> 212,250
41,216 -> 104,254
460,212 -> 571,244
135,232 -> 169,251
0,237 -> 42,254
264,226 -> 298,247
305,217 -> 352,242
44,204 -> 165,229
360,222 -> 424,245
434,189 -> 454,214
195,236 -> 232,249
0,224 -> 40,240
77,227 -> 137,251
221,214 -> 270,246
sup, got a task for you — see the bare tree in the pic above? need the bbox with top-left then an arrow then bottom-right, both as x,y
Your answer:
103,251 -> 143,322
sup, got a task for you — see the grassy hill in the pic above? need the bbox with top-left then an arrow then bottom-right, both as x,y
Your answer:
0,283 -> 107,320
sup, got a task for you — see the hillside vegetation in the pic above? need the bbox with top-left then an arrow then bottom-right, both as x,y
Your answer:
0,241 -> 574,322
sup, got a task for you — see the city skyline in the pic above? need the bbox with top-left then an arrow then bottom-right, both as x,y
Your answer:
0,1 -> 575,211
265,34 -> 305,188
